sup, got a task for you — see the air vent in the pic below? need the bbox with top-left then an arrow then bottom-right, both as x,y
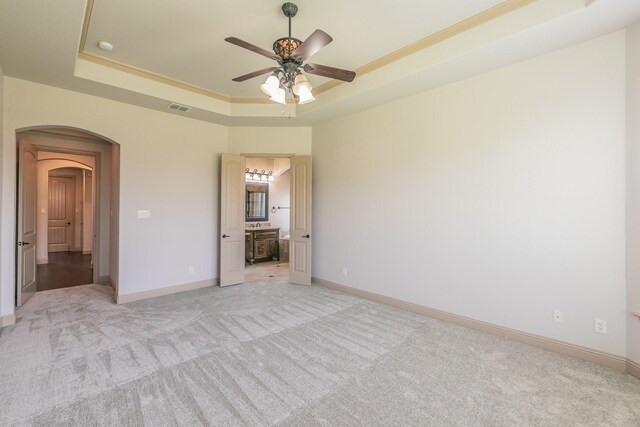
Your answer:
168,102 -> 191,112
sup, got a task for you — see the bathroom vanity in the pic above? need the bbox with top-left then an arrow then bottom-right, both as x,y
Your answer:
245,227 -> 280,264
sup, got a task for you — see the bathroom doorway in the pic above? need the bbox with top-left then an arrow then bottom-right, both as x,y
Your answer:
220,153 -> 312,287
244,157 -> 291,284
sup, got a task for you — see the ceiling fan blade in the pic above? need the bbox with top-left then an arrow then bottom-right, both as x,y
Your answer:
293,29 -> 333,61
305,63 -> 356,82
232,67 -> 280,82
225,37 -> 279,60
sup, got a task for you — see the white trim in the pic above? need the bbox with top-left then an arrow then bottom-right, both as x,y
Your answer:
312,277 -> 628,372
0,314 -> 16,328
628,359 -> 640,380
117,278 -> 218,304
36,258 -> 48,265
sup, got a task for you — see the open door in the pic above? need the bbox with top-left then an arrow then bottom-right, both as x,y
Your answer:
220,154 -> 245,286
17,140 -> 38,306
289,155 -> 312,285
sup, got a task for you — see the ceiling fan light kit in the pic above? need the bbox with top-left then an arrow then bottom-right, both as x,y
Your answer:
225,2 -> 355,105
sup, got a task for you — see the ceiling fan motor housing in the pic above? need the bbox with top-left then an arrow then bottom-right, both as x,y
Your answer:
273,37 -> 302,60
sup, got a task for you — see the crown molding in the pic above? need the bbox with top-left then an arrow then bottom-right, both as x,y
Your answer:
314,0 -> 538,95
78,0 -> 545,103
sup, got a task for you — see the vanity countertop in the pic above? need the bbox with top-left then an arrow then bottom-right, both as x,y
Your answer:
245,227 -> 280,232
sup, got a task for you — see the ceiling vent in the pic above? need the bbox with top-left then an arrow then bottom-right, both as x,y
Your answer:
168,102 -> 191,112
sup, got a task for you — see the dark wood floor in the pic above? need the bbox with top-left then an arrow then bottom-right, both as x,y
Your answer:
37,251 -> 93,291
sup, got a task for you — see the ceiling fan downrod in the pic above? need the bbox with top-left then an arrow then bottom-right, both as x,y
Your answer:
282,2 -> 298,38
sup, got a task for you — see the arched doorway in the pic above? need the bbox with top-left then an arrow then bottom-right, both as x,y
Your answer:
15,126 -> 120,305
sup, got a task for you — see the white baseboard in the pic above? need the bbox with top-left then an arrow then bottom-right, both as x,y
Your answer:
0,314 -> 16,328
36,258 -> 48,265
628,359 -> 640,380
82,250 -> 92,255
117,278 -> 218,304
312,277 -> 630,373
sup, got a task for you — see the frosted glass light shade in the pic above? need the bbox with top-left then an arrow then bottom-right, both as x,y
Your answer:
292,74 -> 312,96
269,88 -> 286,104
297,84 -> 316,104
260,75 -> 280,97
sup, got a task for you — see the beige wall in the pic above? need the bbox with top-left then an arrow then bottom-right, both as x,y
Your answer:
228,127 -> 311,155
1,78 -> 229,312
0,79 -> 315,317
269,169 -> 290,232
626,22 -> 640,365
312,32 -> 627,356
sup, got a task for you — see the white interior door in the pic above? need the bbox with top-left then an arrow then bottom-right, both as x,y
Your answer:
17,141 -> 38,306
220,154 -> 245,286
47,176 -> 75,252
289,155 -> 312,285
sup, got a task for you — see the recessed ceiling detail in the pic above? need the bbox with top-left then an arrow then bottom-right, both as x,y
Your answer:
78,0 -> 539,103
2,0 -> 622,125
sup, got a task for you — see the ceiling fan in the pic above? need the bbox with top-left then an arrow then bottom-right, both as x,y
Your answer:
225,2 -> 356,104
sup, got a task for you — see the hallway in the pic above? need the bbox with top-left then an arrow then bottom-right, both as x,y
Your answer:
37,251 -> 93,291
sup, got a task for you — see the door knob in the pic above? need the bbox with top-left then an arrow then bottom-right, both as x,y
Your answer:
17,241 -> 30,246
66,222 -> 71,225
303,234 -> 310,238
222,234 -> 230,238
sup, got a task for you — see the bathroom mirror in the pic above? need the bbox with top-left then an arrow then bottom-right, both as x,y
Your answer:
246,182 -> 269,222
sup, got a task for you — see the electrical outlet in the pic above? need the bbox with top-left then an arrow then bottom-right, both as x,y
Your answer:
553,310 -> 563,323
188,265 -> 195,274
342,267 -> 348,276
594,318 -> 607,334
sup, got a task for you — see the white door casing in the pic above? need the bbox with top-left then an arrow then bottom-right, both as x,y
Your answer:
220,154 -> 245,286
289,155 -> 312,285
17,141 -> 38,306
47,176 -> 75,252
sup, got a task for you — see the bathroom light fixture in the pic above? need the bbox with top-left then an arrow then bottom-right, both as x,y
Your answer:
245,169 -> 274,182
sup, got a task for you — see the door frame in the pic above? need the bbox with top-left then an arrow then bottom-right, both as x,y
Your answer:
14,127 -> 120,304
238,153 -> 307,284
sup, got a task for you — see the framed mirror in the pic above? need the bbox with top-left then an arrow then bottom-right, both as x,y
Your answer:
246,182 -> 269,222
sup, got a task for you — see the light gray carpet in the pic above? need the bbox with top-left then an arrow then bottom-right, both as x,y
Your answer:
0,282 -> 639,426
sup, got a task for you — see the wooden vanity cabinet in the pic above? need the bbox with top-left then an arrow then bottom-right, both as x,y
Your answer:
245,228 -> 280,264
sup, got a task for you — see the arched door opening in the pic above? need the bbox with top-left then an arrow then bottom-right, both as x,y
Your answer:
16,127 -> 120,305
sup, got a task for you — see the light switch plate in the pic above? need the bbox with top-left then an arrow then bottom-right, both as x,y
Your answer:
137,210 -> 151,219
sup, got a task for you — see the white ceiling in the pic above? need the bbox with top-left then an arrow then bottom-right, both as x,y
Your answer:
83,0 -> 504,98
1,0 -> 640,126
